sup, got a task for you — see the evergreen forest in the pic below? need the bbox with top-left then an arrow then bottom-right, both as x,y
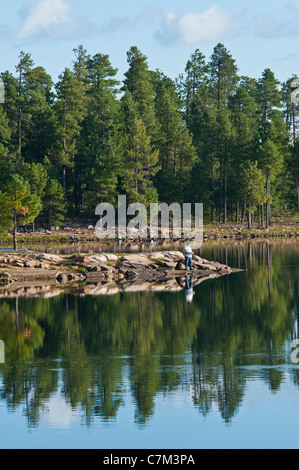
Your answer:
1,43 -> 299,235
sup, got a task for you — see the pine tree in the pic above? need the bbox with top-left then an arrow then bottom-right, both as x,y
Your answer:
281,76 -> 299,211
54,67 -> 88,197
80,52 -> 123,210
0,175 -> 42,250
239,161 -> 267,228
178,49 -> 208,125
122,46 -> 157,139
258,136 -> 284,227
256,68 -> 281,136
0,105 -> 14,186
208,43 -> 239,108
228,77 -> 259,221
256,70 -> 289,225
123,117 -> 159,206
0,71 -> 19,157
215,105 -> 237,223
152,71 -> 196,203
15,52 -> 35,158
189,100 -> 218,221
43,179 -> 67,228
20,161 -> 48,230
22,65 -> 56,165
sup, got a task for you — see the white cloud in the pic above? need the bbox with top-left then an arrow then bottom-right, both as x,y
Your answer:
156,4 -> 234,46
41,395 -> 80,429
19,0 -> 74,39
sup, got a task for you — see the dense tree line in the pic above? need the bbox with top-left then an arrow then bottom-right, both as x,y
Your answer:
0,44 -> 299,239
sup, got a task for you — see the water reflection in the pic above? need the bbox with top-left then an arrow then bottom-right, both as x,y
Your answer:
185,278 -> 195,304
0,241 -> 298,430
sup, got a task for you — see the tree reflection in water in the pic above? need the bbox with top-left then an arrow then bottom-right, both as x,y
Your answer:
0,241 -> 298,428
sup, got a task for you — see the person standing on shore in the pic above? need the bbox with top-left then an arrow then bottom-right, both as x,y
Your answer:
184,242 -> 193,270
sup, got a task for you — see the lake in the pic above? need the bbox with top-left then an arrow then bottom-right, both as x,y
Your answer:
0,240 -> 299,449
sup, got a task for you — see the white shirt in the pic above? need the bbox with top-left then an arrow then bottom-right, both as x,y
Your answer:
185,246 -> 192,258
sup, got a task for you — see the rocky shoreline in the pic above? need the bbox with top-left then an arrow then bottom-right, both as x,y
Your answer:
0,250 -> 241,298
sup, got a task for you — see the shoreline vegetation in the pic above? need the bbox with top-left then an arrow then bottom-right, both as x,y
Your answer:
0,218 -> 298,248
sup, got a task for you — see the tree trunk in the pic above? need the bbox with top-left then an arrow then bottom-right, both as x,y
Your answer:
18,63 -> 22,159
296,172 -> 299,211
211,152 -> 214,222
135,149 -> 138,193
62,165 -> 66,191
18,108 -> 22,157
224,160 -> 227,224
179,151 -> 183,191
236,201 -> 239,223
258,205 -> 261,228
266,173 -> 271,228
248,207 -> 252,229
49,199 -> 52,229
241,205 -> 245,224
13,213 -> 17,251
219,157 -> 222,223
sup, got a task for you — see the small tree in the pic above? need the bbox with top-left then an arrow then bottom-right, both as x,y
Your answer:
0,175 -> 42,250
43,179 -> 67,228
239,161 -> 267,229
258,137 -> 283,227
21,161 -> 48,231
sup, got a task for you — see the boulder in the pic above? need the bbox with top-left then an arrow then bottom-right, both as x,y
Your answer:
88,254 -> 109,263
73,255 -> 94,263
147,252 -> 172,261
120,254 -> 152,265
164,251 -> 185,260
105,253 -> 119,263
24,260 -> 36,268
12,260 -> 24,268
39,253 -> 63,263
192,255 -> 204,264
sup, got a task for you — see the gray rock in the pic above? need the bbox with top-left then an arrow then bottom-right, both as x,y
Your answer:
88,254 -> 109,263
12,260 -> 24,268
105,253 -> 118,262
24,260 -> 36,268
90,265 -> 102,272
39,253 -> 63,263
120,254 -> 152,265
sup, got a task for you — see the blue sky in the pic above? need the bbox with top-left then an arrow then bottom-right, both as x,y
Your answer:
1,0 -> 299,85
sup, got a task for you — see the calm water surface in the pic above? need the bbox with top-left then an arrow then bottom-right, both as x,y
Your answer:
0,240 -> 299,449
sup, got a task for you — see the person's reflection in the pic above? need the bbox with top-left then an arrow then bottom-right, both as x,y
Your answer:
185,277 -> 195,304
